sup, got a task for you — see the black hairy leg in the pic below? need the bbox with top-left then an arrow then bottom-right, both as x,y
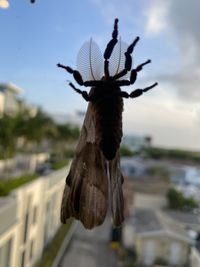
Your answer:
120,82 -> 158,98
104,18 -> 119,78
115,59 -> 152,87
129,60 -> 151,84
57,63 -> 103,87
68,83 -> 91,101
57,63 -> 84,85
112,36 -> 140,81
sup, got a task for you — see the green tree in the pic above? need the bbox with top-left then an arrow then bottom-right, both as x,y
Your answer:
0,109 -> 80,161
167,188 -> 198,210
120,145 -> 134,157
0,115 -> 16,158
56,123 -> 79,142
22,109 -> 56,143
167,188 -> 184,209
51,123 -> 79,161
146,166 -> 170,182
144,147 -> 200,163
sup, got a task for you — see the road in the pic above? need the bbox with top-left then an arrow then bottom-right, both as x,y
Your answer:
59,217 -> 118,267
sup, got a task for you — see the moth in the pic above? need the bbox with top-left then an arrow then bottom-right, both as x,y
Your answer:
57,18 -> 157,229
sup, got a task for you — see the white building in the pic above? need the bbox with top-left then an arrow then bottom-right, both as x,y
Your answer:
0,166 -> 69,267
123,209 -> 194,266
0,82 -> 37,117
0,83 -> 23,116
190,247 -> 200,267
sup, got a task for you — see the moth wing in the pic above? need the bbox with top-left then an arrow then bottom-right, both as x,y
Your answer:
109,150 -> 124,227
61,103 -> 108,229
76,38 -> 104,81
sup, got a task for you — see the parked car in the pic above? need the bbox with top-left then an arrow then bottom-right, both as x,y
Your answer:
36,162 -> 52,176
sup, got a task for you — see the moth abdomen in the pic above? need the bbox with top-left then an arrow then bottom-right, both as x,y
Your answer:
93,87 -> 123,160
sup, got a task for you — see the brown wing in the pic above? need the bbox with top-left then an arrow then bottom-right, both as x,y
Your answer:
60,102 -> 108,229
109,150 -> 124,227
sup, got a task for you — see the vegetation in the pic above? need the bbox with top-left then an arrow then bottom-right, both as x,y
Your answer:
34,219 -> 73,267
120,145 -> 134,157
154,257 -> 168,266
167,187 -> 199,211
0,114 -> 18,158
0,173 -> 38,196
0,109 -> 80,159
146,165 -> 170,182
51,159 -> 69,170
118,247 -> 138,267
144,146 -> 200,163
56,123 -> 79,142
0,156 -> 70,196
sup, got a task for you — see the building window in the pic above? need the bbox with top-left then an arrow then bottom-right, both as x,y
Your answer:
21,251 -> 25,267
32,206 -> 37,224
30,240 -> 34,260
23,212 -> 29,243
169,242 -> 181,265
0,238 -> 12,267
143,240 -> 156,265
23,195 -> 32,243
44,202 -> 50,246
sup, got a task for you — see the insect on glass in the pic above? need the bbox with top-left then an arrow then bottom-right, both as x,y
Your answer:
57,18 -> 158,229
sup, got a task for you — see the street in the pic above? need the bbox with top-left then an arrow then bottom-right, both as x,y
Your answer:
59,217 -> 118,267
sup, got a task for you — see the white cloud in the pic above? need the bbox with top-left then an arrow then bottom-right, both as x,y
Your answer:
145,0 -> 170,35
168,0 -> 200,102
146,0 -> 200,102
123,84 -> 200,150
89,0 -> 122,23
89,0 -> 140,26
0,0 -> 9,9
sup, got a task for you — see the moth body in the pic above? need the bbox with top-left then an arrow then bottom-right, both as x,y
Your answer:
90,84 -> 123,160
57,18 -> 158,229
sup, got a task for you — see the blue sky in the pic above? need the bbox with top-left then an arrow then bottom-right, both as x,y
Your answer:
1,0 -> 200,150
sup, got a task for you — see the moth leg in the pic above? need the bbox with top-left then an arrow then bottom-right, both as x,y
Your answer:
115,80 -> 130,86
119,83 -> 158,98
57,63 -> 103,87
129,83 -> 158,98
119,91 -> 129,98
103,18 -> 119,78
112,36 -> 140,80
83,80 -> 103,87
57,63 -> 84,86
129,59 -> 151,84
115,60 -> 152,87
69,83 -> 91,101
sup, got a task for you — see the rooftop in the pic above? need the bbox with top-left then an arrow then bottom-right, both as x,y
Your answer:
165,210 -> 200,226
0,195 -> 16,210
127,209 -> 163,233
0,82 -> 23,94
126,209 -> 194,244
